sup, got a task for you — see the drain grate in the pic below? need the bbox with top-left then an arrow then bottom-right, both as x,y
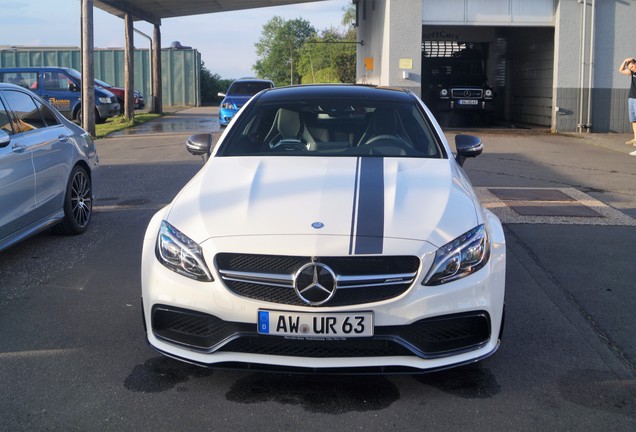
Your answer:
488,188 -> 602,218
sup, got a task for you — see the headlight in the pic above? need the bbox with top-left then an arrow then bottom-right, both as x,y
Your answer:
485,89 -> 493,98
98,97 -> 113,104
156,221 -> 213,281
440,89 -> 449,98
221,102 -> 234,109
423,225 -> 489,286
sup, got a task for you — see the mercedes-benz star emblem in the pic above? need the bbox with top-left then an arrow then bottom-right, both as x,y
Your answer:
293,262 -> 337,306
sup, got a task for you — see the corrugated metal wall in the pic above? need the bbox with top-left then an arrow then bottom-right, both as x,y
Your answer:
0,48 -> 201,108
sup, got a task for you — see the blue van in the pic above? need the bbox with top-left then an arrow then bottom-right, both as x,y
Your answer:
0,67 -> 120,123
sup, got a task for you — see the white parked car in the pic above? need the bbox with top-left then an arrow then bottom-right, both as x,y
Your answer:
141,85 -> 506,372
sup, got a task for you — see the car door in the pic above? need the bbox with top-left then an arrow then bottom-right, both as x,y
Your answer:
40,70 -> 78,120
1,89 -> 73,223
0,91 -> 37,243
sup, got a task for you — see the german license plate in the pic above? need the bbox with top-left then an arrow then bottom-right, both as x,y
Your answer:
258,310 -> 374,338
458,99 -> 478,105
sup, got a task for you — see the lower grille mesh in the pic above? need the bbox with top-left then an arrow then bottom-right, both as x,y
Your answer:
152,306 -> 491,359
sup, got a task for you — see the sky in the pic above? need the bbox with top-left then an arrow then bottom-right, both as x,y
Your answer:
0,0 -> 349,79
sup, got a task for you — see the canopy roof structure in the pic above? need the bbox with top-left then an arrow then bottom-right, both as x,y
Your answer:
78,0 -> 325,134
94,0 -> 324,25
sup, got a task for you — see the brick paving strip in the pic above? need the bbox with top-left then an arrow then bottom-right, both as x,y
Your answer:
476,187 -> 636,226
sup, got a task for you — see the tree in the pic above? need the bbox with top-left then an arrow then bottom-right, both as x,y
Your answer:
253,17 -> 317,86
298,27 -> 357,84
200,62 -> 233,105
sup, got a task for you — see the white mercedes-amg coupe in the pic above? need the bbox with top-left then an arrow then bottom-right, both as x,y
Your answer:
141,84 -> 506,373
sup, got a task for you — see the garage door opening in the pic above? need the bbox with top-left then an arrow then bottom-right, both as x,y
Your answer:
421,26 -> 555,130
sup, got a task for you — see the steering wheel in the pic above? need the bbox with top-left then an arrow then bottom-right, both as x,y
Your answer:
270,138 -> 309,152
362,134 -> 413,155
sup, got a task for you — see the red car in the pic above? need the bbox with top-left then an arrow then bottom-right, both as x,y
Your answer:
95,79 -> 145,112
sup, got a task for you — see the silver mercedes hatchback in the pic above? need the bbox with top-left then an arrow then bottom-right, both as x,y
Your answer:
0,83 -> 99,252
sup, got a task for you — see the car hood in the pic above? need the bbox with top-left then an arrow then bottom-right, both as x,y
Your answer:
165,157 -> 481,252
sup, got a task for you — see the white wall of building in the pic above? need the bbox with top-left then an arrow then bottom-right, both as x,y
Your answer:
356,0 -> 635,132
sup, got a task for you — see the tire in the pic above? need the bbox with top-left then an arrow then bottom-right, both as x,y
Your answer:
76,107 -> 106,124
54,165 -> 93,235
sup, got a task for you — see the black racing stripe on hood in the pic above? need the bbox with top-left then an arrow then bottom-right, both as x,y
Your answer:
353,157 -> 385,255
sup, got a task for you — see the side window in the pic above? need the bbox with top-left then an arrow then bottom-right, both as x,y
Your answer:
0,72 -> 38,89
43,72 -> 71,91
0,96 -> 14,136
34,99 -> 60,127
3,90 -> 47,132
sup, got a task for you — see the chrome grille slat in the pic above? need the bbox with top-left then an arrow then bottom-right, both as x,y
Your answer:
215,253 -> 420,306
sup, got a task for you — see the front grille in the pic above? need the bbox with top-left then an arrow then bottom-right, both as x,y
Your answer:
215,254 -> 421,307
152,305 -> 491,359
451,88 -> 483,98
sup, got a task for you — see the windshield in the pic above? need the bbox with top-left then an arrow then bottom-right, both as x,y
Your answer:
217,96 -> 444,158
227,81 -> 273,96
66,68 -> 82,81
424,58 -> 486,86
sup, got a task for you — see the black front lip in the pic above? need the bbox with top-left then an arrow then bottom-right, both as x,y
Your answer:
145,337 -> 500,375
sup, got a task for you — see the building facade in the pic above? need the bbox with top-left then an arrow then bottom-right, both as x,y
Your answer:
355,0 -> 635,133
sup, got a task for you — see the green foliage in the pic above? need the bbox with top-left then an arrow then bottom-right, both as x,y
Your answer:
254,8 -> 357,86
298,27 -> 356,84
200,61 -> 234,105
253,17 -> 317,86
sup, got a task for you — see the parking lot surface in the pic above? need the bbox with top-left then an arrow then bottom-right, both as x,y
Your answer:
1,107 -> 634,431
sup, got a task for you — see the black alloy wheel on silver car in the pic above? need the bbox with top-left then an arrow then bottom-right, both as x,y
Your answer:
54,165 -> 93,235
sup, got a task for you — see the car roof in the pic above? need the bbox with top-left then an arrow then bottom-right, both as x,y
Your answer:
0,82 -> 34,90
232,77 -> 273,83
255,84 -> 414,103
0,66 -> 73,72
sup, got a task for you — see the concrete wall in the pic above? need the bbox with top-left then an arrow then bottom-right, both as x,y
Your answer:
553,0 -> 634,133
356,0 -> 422,95
359,0 -> 636,133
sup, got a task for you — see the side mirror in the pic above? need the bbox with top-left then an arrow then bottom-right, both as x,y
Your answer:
186,133 -> 212,161
0,130 -> 11,148
454,134 -> 483,167
69,82 -> 79,92
217,92 -> 226,98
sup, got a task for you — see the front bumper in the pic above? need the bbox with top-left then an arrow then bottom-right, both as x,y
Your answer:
96,102 -> 121,119
219,108 -> 238,125
141,213 -> 506,371
437,100 -> 493,111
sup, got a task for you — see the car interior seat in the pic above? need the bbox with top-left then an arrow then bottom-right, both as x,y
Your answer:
263,108 -> 316,150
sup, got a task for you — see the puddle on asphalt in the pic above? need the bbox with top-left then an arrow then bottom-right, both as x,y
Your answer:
558,369 -> 636,418
124,357 -> 213,393
226,373 -> 400,414
414,364 -> 501,399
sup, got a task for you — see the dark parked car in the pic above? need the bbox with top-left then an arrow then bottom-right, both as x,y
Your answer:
95,78 -> 145,112
0,83 -> 99,252
0,67 -> 120,123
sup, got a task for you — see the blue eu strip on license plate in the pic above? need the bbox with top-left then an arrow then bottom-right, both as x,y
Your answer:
258,311 -> 270,334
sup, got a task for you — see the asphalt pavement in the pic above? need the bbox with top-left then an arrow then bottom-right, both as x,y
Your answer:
1,106 -> 634,430
109,106 -> 636,377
